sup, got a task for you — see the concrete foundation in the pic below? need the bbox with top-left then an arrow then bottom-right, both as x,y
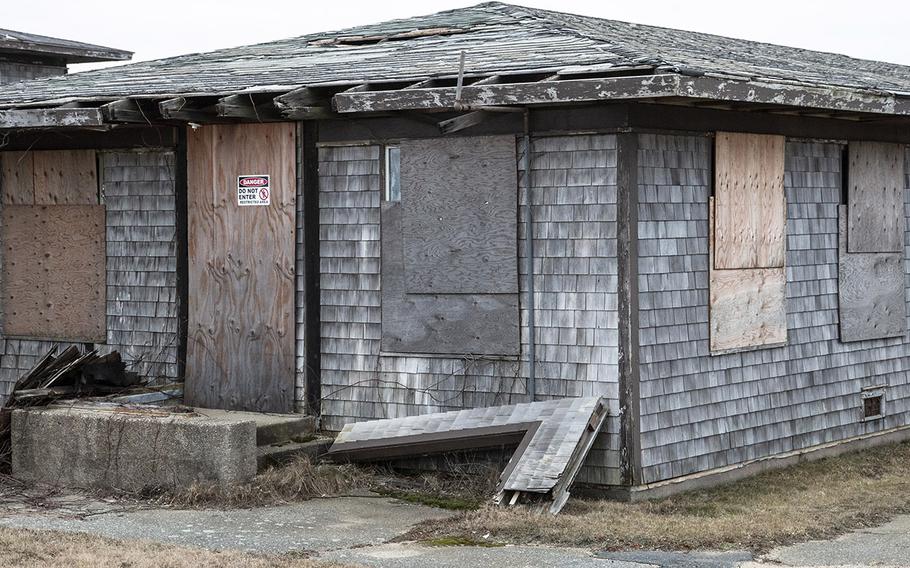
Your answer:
11,405 -> 258,491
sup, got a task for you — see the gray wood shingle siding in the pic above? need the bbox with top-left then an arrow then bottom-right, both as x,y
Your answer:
315,134 -> 621,485
0,61 -> 65,85
0,149 -> 179,401
637,134 -> 910,484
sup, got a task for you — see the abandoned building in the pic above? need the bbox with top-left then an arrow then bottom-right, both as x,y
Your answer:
0,28 -> 130,85
1,1 -> 910,498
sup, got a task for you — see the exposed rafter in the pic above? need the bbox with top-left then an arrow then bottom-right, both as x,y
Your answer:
215,94 -> 282,121
100,98 -> 160,124
158,96 -> 219,122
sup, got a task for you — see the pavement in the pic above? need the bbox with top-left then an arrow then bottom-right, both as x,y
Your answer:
1,489 -> 909,567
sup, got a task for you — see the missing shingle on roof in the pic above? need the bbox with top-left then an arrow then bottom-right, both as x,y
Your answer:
309,27 -> 469,47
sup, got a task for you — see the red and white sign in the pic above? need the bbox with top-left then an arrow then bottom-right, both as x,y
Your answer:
237,174 -> 270,206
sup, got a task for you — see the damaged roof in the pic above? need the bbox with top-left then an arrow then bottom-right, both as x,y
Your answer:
0,2 -> 908,111
0,28 -> 132,64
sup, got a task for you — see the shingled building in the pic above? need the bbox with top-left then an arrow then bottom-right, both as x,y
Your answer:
0,28 -> 130,85
1,2 -> 910,497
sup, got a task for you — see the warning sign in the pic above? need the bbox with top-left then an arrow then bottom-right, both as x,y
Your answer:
237,175 -> 271,206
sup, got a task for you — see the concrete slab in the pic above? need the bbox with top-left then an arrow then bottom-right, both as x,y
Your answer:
192,407 -> 315,445
326,543 -> 646,567
12,405 -> 257,491
597,550 -> 753,567
760,514 -> 910,567
0,496 -> 453,555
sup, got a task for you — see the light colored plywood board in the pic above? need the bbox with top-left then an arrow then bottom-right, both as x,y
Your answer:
0,152 -> 35,205
1,205 -> 106,341
381,201 -> 519,355
847,141 -> 904,253
714,132 -> 786,269
400,135 -> 518,294
185,123 -> 296,413
838,206 -> 905,342
32,150 -> 98,205
709,198 -> 787,353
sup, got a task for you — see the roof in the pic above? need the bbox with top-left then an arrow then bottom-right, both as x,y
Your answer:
0,28 -> 132,64
1,3 -> 909,118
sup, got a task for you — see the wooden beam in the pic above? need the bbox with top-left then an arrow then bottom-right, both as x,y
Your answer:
333,73 -> 910,117
158,97 -> 219,122
273,87 -> 337,119
437,110 -> 491,134
215,94 -> 282,121
100,98 -> 159,124
0,108 -> 104,128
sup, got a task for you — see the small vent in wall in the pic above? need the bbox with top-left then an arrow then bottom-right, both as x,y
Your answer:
861,388 -> 885,420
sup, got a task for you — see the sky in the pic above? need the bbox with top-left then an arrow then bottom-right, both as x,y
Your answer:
4,0 -> 910,73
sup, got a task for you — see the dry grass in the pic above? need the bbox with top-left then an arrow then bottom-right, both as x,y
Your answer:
158,456 -> 370,509
0,527 -> 353,568
409,440 -> 910,553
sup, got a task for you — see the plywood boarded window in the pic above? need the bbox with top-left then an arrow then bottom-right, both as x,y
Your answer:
709,132 -> 787,353
847,142 -> 904,253
714,132 -> 786,270
0,150 -> 105,341
381,136 -> 519,355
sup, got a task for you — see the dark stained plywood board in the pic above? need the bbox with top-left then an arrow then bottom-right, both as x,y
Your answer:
0,152 -> 35,205
185,123 -> 296,413
709,199 -> 787,353
381,200 -> 519,355
400,135 -> 518,294
32,150 -> 98,205
848,141 -> 904,253
1,205 -> 105,341
714,132 -> 786,269
838,206 -> 905,342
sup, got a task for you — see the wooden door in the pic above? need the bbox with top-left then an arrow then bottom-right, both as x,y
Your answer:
185,123 -> 296,412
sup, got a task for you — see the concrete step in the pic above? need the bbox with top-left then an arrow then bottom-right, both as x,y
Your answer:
257,436 -> 334,471
191,408 -> 316,446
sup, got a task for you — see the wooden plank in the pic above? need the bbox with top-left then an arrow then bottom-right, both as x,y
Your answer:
400,135 -> 518,294
381,200 -> 519,355
184,123 -> 296,413
714,132 -> 786,269
709,199 -> 787,353
0,152 -> 35,205
847,141 -> 904,253
838,206 -> 905,341
32,150 -> 98,205
1,205 -> 106,341
0,108 -> 104,128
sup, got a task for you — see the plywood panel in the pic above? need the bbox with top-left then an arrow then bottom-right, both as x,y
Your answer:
32,150 -> 98,204
838,206 -> 905,341
185,123 -> 296,413
381,201 -> 519,355
0,152 -> 35,205
1,205 -> 105,341
709,199 -> 787,353
848,141 -> 904,253
400,135 -> 518,294
714,132 -> 785,269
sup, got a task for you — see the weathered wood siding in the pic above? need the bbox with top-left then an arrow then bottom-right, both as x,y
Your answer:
0,149 -> 179,403
0,60 -> 65,85
637,134 -> 910,483
314,135 -> 621,485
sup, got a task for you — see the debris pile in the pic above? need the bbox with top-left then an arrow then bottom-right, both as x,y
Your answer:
1,346 -> 142,468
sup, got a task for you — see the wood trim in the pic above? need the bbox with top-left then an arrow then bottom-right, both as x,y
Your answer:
0,108 -> 104,128
300,121 -> 322,416
616,131 -> 642,486
174,126 -> 190,381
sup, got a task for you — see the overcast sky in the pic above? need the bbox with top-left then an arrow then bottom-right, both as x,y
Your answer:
5,0 -> 910,72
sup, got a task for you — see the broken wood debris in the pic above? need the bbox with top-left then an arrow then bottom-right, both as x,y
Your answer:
0,346 -> 142,469
327,397 -> 608,514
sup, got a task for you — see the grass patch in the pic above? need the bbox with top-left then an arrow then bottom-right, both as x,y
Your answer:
374,489 -> 482,511
422,536 -> 504,547
407,440 -> 910,553
158,456 -> 369,509
0,527 -> 353,568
